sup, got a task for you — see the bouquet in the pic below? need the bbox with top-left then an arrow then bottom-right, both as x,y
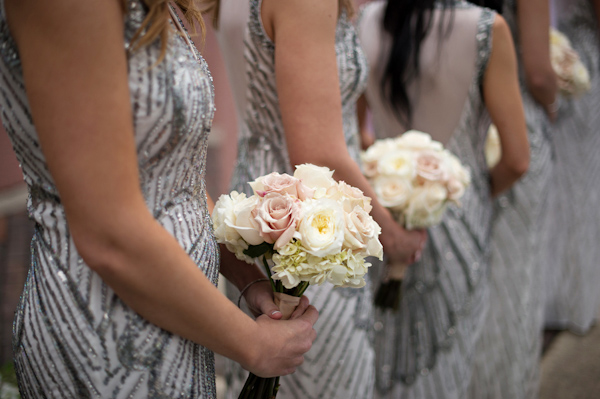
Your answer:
212,164 -> 383,399
485,124 -> 501,168
361,130 -> 471,310
550,27 -> 591,98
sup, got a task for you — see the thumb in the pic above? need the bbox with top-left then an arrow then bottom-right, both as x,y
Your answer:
259,298 -> 282,320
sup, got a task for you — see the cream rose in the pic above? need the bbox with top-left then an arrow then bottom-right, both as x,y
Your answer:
446,152 -> 471,186
415,151 -> 448,183
327,181 -> 373,213
396,130 -> 443,152
293,164 -> 337,194
378,149 -> 416,179
224,193 -> 264,246
485,124 -> 501,168
404,185 -> 448,229
252,192 -> 301,250
295,198 -> 346,257
249,172 -> 314,200
343,205 -> 383,259
373,175 -> 412,210
361,139 -> 397,177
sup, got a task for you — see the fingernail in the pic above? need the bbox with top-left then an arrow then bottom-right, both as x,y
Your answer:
271,311 -> 282,316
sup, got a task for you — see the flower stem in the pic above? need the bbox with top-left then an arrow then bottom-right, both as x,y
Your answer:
261,255 -> 276,292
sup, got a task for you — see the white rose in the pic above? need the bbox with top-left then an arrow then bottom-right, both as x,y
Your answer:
372,175 -> 413,211
445,152 -> 471,186
361,139 -> 397,177
327,181 -> 373,213
404,184 -> 448,229
293,164 -> 337,193
212,192 -> 244,244
484,124 -> 501,168
225,194 -> 265,246
343,205 -> 383,259
396,130 -> 443,152
571,61 -> 591,96
377,149 -> 416,179
295,198 -> 346,257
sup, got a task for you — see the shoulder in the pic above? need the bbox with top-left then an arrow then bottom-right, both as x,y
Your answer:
357,1 -> 384,33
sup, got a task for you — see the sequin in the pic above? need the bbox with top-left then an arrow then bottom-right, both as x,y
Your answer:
0,1 -> 219,397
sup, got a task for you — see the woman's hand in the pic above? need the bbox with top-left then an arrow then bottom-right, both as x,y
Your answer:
242,281 -> 312,320
243,304 -> 319,377
379,219 -> 427,264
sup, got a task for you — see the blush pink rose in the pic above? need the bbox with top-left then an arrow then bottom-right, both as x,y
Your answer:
252,192 -> 301,249
249,172 -> 314,200
415,151 -> 448,183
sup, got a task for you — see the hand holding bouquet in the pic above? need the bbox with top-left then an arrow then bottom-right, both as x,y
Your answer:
212,164 -> 382,398
361,130 -> 471,309
550,27 -> 591,98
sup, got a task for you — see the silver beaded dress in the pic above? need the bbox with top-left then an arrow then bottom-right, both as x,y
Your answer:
224,0 -> 374,398
358,2 -> 495,398
0,1 -> 220,398
468,1 -> 554,397
543,0 -> 600,334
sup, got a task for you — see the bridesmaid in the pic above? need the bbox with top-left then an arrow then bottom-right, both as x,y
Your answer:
1,1 -> 318,397
358,1 -> 529,398
207,0 -> 427,397
543,0 -> 600,335
468,0 -> 556,397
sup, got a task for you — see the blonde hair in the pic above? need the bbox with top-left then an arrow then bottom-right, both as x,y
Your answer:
124,0 -> 205,62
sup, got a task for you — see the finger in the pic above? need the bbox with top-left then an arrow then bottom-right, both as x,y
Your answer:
298,305 -> 319,326
259,299 -> 282,320
290,296 -> 310,320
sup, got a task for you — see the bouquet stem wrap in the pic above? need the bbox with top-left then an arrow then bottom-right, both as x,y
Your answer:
374,262 -> 408,310
239,257 -> 309,399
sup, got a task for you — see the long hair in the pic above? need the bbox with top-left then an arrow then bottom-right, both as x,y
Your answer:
381,0 -> 453,126
471,0 -> 503,13
124,0 -> 205,62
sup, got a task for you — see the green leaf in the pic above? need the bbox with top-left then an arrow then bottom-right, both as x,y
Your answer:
243,242 -> 274,258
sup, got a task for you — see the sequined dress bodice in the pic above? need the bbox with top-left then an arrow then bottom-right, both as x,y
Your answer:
0,1 -> 219,397
225,1 -> 375,398
358,2 -> 496,397
232,0 -> 369,190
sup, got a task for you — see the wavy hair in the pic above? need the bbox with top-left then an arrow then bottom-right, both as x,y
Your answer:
123,0 -> 205,62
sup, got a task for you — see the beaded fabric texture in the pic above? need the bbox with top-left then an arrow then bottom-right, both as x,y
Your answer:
225,0 -> 375,398
358,2 -> 496,398
542,0 -> 600,334
468,0 -> 554,397
0,1 -> 219,397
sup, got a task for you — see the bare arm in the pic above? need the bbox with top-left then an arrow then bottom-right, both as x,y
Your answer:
594,0 -> 600,28
6,0 -> 317,378
357,94 -> 375,150
483,15 -> 530,196
518,0 -> 558,120
263,0 -> 426,263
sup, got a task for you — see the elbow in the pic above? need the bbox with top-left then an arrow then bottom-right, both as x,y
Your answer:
71,227 -> 125,277
507,156 -> 530,180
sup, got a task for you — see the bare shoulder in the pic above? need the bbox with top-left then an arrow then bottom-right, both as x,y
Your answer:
264,0 -> 338,27
491,14 -> 512,44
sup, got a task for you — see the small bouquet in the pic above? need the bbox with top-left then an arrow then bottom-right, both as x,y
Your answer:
485,124 -> 501,169
212,164 -> 382,399
361,130 -> 471,310
550,27 -> 591,98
